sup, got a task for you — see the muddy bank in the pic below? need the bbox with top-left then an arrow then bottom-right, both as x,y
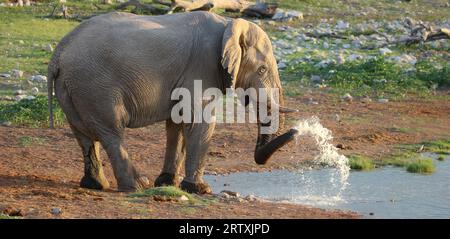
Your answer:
0,93 -> 449,218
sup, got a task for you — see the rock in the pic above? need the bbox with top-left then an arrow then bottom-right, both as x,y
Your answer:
31,87 -> 39,95
379,47 -> 393,55
11,69 -> 23,78
277,62 -> 287,69
1,121 -> 12,127
342,93 -> 353,102
14,89 -> 24,96
390,54 -> 417,65
0,73 -> 11,79
31,75 -> 47,83
348,54 -> 363,61
220,190 -> 239,198
310,75 -> 322,84
272,9 -> 303,22
0,96 -> 13,101
14,95 -> 26,101
336,54 -> 345,64
50,207 -> 62,215
323,42 -> 330,49
377,98 -> 389,103
342,43 -> 351,49
178,195 -> 189,202
336,20 -> 349,30
43,44 -> 53,52
361,96 -> 372,103
351,39 -> 362,48
315,60 -> 330,68
333,114 -> 340,122
25,95 -> 35,100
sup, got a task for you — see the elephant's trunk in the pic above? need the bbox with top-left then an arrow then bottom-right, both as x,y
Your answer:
254,124 -> 299,165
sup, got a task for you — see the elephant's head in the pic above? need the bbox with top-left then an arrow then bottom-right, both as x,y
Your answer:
221,18 -> 299,165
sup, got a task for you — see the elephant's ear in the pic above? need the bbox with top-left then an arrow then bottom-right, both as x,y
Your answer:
221,19 -> 249,89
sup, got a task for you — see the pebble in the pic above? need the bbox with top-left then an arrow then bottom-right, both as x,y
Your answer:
310,75 -> 322,84
12,69 -> 23,78
31,87 -> 39,95
14,95 -> 26,101
25,95 -> 35,100
1,121 -> 12,127
178,195 -> 189,202
277,62 -> 287,69
0,73 -> 11,79
336,20 -> 350,29
14,89 -> 24,96
342,93 -> 353,102
377,98 -> 389,103
379,47 -> 393,55
50,207 -> 62,215
361,96 -> 372,103
43,44 -> 53,52
220,190 -> 239,198
31,75 -> 47,83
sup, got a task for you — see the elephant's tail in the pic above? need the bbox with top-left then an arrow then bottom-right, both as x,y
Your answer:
47,56 -> 59,129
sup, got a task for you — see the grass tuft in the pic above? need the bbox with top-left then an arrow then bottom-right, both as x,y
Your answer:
130,186 -> 195,202
348,155 -> 375,171
0,96 -> 65,127
406,158 -> 435,174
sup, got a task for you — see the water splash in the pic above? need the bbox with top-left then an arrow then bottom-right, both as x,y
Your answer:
293,116 -> 350,194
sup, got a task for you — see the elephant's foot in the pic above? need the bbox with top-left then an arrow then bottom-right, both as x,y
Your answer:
154,173 -> 180,187
180,180 -> 212,194
80,174 -> 110,190
117,176 -> 150,192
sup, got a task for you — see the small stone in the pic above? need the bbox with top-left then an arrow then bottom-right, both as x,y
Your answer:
0,96 -> 13,101
361,96 -> 372,103
43,44 -> 53,52
333,114 -> 340,122
0,73 -> 11,79
310,75 -> 322,84
323,42 -> 330,49
14,95 -> 26,101
377,98 -> 389,103
348,54 -> 363,61
220,190 -> 239,198
25,95 -> 35,100
11,69 -> 23,78
336,20 -> 349,29
31,87 -> 39,95
178,195 -> 189,202
14,89 -> 24,96
342,93 -> 353,102
379,47 -> 392,55
277,62 -> 287,69
1,121 -> 12,127
31,75 -> 47,83
50,207 -> 62,215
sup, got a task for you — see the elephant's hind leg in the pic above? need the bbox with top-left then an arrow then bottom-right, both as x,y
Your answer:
71,126 -> 110,190
155,120 -> 186,187
100,135 -> 150,192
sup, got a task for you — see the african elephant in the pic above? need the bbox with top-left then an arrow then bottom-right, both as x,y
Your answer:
48,11 -> 298,194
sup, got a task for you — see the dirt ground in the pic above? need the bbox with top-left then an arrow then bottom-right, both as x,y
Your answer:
0,92 -> 449,218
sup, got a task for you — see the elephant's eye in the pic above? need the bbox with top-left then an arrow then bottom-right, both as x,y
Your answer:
258,66 -> 267,75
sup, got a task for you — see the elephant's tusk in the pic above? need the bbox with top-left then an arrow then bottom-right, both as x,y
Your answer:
279,106 -> 298,114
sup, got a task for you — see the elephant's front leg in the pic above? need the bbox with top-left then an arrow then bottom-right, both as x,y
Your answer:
180,121 -> 215,194
155,120 -> 186,187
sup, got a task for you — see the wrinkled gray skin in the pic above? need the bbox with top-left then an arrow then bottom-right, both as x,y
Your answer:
48,11 -> 297,194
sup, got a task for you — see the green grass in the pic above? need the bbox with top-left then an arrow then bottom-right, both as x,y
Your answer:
348,155 -> 375,171
0,213 -> 20,219
19,136 -> 48,147
282,57 -> 448,98
437,155 -> 445,161
406,158 -> 435,174
423,139 -> 450,155
130,186 -> 195,202
0,95 -> 65,127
